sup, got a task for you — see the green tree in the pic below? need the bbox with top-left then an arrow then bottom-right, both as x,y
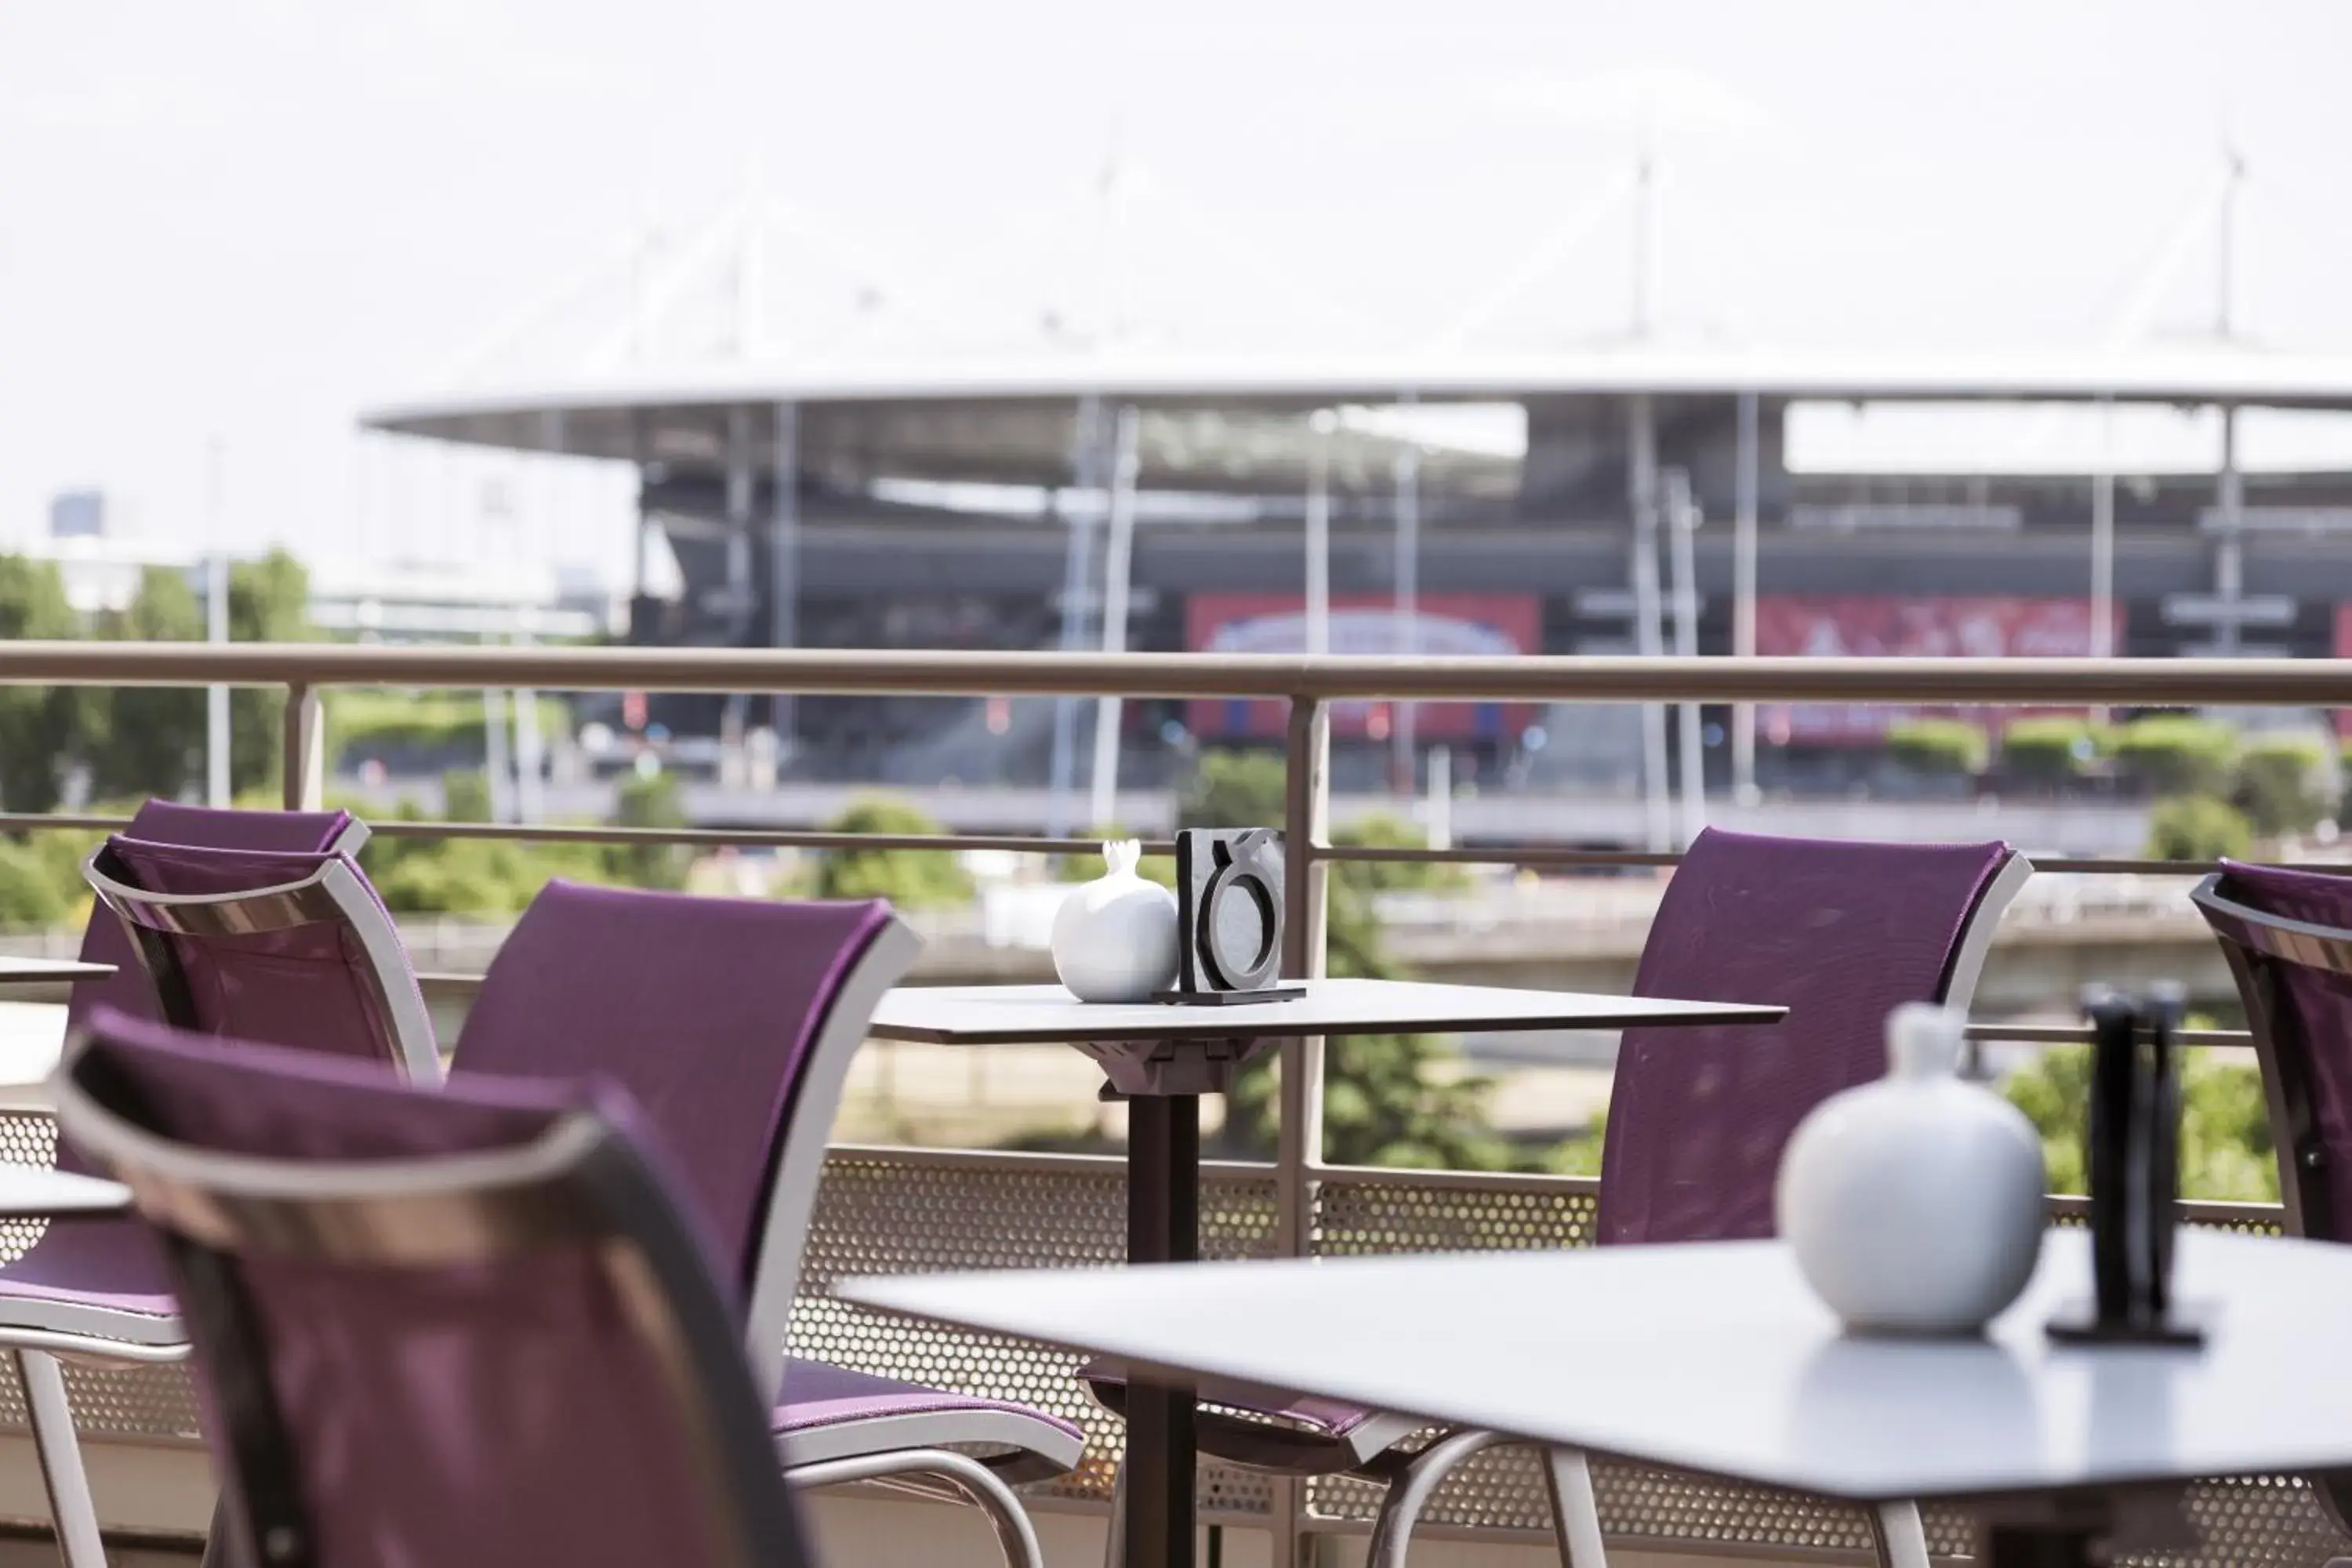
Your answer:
810,797 -> 974,909
0,556 -> 84,815
227,551 -> 314,797
2004,1041 -> 2278,1203
607,771 -> 692,890
2234,733 -> 2332,839
86,567 -> 207,801
2145,793 -> 2252,862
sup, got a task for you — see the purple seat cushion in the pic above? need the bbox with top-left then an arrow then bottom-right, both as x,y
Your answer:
1596,827 -> 2009,1247
1076,1358 -> 1374,1437
777,1358 -> 1083,1444
0,1218 -> 174,1319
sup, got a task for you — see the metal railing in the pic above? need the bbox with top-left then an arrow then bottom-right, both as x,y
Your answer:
1,642 -> 2340,1559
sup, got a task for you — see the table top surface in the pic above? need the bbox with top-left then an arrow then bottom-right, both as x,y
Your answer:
846,1229 -> 2352,1504
868,978 -> 1784,1045
0,956 -> 112,986
0,1165 -> 129,1219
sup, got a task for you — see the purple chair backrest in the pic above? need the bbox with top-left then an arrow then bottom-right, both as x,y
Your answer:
83,837 -> 437,1080
451,880 -> 920,1399
2192,861 -> 2352,1242
1596,827 -> 2024,1247
57,1009 -> 814,1568
65,803 -> 365,1037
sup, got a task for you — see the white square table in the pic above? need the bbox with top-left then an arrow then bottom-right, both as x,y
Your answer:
848,1229 -> 2351,1568
866,978 -> 1784,1568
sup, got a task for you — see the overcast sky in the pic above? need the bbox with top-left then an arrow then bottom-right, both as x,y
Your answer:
5,0 -> 2352,577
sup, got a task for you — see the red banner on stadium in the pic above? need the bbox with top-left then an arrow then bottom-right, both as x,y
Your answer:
1755,597 -> 2122,742
1185,593 -> 1541,741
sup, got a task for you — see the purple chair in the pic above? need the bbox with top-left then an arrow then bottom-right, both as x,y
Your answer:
452,881 -> 1080,1568
81,837 -> 437,1077
2193,860 -> 2352,1537
1090,828 -> 2029,1568
53,1010 -> 818,1568
0,804 -> 385,1568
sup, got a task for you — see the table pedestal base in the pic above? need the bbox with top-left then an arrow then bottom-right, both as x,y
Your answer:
1123,1092 -> 1200,1568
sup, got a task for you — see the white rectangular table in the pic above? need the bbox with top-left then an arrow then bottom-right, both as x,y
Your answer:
866,978 -> 1784,1568
848,1229 -> 2348,1568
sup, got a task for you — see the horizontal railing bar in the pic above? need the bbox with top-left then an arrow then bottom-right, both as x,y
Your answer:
822,1142 -> 1279,1181
1965,1022 -> 2251,1047
1319,843 -> 2292,877
0,811 -> 2296,883
2,643 -> 2352,705
369,819 -> 1176,855
0,815 -> 131,834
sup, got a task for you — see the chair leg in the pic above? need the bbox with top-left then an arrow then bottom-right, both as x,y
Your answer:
1103,1458 -> 1127,1568
1542,1447 -> 1607,1568
1868,1500 -> 1932,1568
199,1494 -> 245,1568
1364,1429 -> 1513,1568
788,1449 -> 1045,1568
16,1349 -> 107,1568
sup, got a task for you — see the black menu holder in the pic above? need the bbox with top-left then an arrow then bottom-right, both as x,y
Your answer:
2047,983 -> 2208,1347
1153,828 -> 1304,1006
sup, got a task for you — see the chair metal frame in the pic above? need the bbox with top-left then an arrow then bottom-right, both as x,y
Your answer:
2190,867 -> 2352,1536
718,915 -> 1079,1565
1098,848 -> 2033,1568
0,826 -> 431,1568
53,1047 -> 814,1568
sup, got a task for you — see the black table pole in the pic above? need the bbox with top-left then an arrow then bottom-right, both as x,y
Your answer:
1123,1091 -> 1200,1568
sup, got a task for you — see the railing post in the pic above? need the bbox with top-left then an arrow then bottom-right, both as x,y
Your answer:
281,684 -> 325,811
1275,693 -> 1330,1568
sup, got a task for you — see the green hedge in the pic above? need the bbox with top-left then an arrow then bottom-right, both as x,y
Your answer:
2112,715 -> 2239,796
1886,718 -> 1988,778
1999,717 -> 2105,785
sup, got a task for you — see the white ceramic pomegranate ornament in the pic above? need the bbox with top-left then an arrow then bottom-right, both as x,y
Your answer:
1777,1002 -> 2048,1335
1051,840 -> 1180,1004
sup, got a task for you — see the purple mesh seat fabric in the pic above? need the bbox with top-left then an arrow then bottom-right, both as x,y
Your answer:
454,882 -> 1075,1494
63,802 -> 360,1038
2202,861 -> 2352,1240
1598,827 -> 2011,1247
452,880 -> 893,1289
59,1008 -> 813,1568
778,1359 -> 1086,1444
91,838 -> 430,1069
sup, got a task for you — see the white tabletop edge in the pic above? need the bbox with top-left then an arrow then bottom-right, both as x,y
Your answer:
840,1232 -> 2352,1505
868,978 -> 1783,1045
